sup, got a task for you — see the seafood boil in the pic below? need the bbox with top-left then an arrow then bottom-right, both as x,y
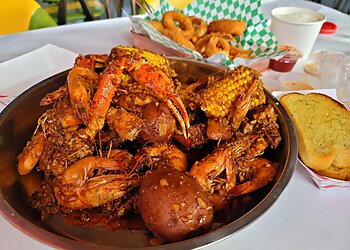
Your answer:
17,46 -> 282,244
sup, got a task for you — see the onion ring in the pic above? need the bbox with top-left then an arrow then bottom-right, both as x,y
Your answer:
208,19 -> 246,36
189,16 -> 207,38
195,33 -> 236,55
205,36 -> 230,57
161,29 -> 196,51
162,11 -> 194,40
147,20 -> 165,33
195,34 -> 211,54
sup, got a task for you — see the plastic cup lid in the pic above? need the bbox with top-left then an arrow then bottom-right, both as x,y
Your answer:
320,21 -> 337,34
277,45 -> 303,61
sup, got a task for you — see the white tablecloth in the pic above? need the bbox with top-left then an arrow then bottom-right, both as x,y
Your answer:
1,1 -> 350,250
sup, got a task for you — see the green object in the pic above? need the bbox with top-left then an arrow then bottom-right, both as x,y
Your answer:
136,1 -> 147,15
43,0 -> 105,24
29,7 -> 57,30
130,0 -> 283,67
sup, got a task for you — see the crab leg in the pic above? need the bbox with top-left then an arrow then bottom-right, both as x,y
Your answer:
82,66 -> 124,139
130,62 -> 190,138
79,51 -> 190,140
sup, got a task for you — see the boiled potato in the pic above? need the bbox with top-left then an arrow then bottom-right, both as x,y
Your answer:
137,167 -> 214,242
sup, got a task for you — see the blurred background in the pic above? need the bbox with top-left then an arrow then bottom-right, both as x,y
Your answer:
36,0 -> 349,23
311,0 -> 349,14
1,0 -> 348,35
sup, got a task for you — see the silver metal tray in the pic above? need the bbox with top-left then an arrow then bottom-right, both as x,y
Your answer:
0,57 -> 297,249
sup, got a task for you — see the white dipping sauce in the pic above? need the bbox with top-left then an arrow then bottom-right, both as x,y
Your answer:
275,13 -> 320,23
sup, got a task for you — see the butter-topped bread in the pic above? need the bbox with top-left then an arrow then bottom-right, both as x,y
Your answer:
280,93 -> 350,180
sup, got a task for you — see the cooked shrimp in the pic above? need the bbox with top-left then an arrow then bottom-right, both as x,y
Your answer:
190,134 -> 261,193
17,132 -> 46,175
228,158 -> 278,196
54,156 -> 139,210
132,144 -> 188,172
67,66 -> 100,123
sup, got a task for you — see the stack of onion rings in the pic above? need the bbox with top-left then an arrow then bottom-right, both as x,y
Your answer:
145,11 -> 252,60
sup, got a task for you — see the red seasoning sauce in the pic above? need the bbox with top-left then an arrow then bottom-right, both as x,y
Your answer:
269,57 -> 298,72
269,46 -> 302,72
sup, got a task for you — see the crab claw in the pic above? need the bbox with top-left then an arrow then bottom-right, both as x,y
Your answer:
129,62 -> 190,138
166,96 -> 190,138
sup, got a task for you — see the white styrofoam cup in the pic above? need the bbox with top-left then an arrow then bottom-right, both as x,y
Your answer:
270,7 -> 326,58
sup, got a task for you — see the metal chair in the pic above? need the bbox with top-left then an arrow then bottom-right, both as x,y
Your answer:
115,0 -> 137,17
310,0 -> 349,14
42,0 -> 107,25
334,0 -> 349,14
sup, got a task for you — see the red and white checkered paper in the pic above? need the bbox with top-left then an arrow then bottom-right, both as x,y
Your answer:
0,95 -> 16,113
299,160 -> 350,189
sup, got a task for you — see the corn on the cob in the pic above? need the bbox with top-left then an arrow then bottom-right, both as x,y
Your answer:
201,65 -> 265,118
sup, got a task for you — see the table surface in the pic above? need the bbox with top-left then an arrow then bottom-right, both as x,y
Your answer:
1,1 -> 349,250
